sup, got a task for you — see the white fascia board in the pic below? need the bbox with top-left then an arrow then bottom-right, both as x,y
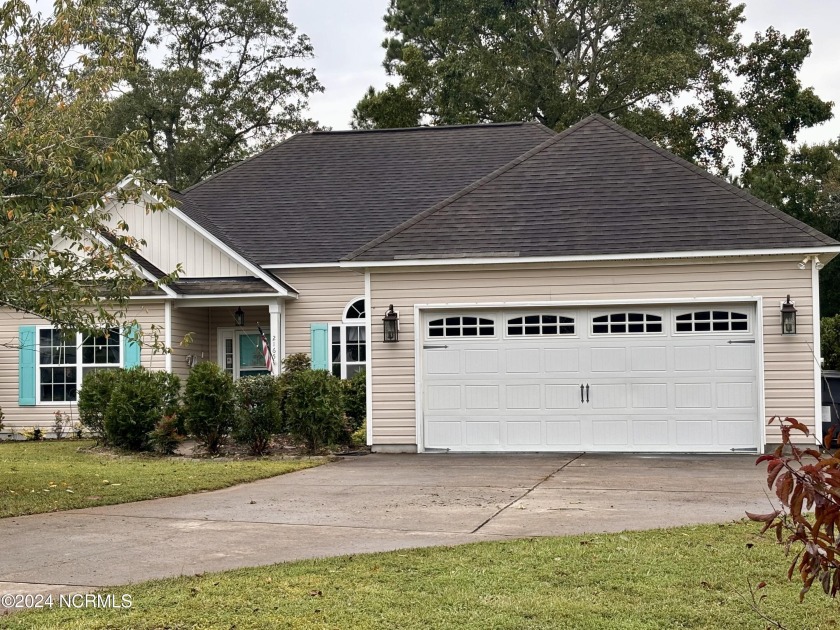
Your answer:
412,296 -> 763,311
263,262 -> 341,269
340,246 -> 840,269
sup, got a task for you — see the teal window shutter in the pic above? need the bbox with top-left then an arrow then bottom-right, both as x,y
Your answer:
19,325 -> 36,406
123,324 -> 141,368
310,323 -> 329,371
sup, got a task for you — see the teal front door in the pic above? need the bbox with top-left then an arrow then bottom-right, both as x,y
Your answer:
238,332 -> 271,378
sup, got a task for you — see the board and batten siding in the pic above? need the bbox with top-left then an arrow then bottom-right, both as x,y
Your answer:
0,303 -> 166,432
368,257 -> 818,448
106,198 -> 250,278
279,268 -> 366,357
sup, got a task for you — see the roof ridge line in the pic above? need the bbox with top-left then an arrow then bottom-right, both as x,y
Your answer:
591,116 -> 838,247
313,121 -> 532,135
343,116 -> 598,261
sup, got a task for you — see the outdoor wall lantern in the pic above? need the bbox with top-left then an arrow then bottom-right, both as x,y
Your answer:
781,295 -> 797,335
383,305 -> 399,343
234,307 -> 245,327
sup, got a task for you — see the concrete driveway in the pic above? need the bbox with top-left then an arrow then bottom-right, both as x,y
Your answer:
0,453 -> 775,601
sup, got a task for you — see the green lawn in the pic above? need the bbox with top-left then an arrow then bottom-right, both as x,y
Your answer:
5,521 -> 839,629
0,440 -> 322,518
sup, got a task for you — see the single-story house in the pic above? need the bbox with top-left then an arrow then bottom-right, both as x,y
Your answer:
3,114 -> 838,452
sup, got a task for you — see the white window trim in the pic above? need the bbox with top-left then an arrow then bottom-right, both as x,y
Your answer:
504,312 -> 578,339
35,326 -> 124,405
329,323 -> 367,380
672,309 -> 752,335
590,311 -> 666,336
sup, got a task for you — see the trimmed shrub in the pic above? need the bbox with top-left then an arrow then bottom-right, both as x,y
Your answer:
184,361 -> 235,454
153,371 -> 182,417
350,420 -> 366,448
278,353 -> 314,432
104,367 -> 167,450
78,369 -> 122,442
284,369 -> 344,451
234,375 -> 282,455
343,369 -> 366,432
150,415 -> 183,455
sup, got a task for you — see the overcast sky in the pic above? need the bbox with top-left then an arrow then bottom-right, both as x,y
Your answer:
288,0 -> 840,146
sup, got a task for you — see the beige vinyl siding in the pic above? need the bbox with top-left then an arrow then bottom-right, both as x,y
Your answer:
369,257 -> 818,447
106,198 -> 250,277
170,306 -> 210,381
279,268 -> 365,357
0,303 -> 166,433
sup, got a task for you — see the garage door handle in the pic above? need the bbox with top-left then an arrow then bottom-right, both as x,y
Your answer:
580,384 -> 585,403
423,345 -> 449,349
585,384 -> 590,403
727,339 -> 755,344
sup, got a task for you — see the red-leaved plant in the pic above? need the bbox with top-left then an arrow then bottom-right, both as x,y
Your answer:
748,416 -> 840,600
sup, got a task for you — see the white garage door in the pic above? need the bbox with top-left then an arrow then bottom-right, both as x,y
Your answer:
421,305 -> 759,453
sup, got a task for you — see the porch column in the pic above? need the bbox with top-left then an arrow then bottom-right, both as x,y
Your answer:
269,300 -> 282,376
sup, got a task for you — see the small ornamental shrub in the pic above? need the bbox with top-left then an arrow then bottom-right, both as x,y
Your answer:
234,375 -> 282,455
150,415 -> 183,455
343,369 -> 366,432
822,315 -> 840,371
184,361 -> 235,454
78,369 -> 122,442
278,353 -> 314,432
152,371 -> 182,418
284,369 -> 344,451
52,410 -> 71,439
104,367 -> 168,450
750,416 -> 840,600
350,420 -> 367,447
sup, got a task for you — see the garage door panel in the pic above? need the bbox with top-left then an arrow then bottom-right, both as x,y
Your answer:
426,350 -> 460,374
426,421 -> 462,448
465,420 -> 501,446
632,420 -> 670,445
631,383 -> 668,409
630,346 -> 668,372
715,345 -> 754,370
506,348 -> 541,373
465,350 -> 499,374
675,383 -> 712,409
590,383 -> 627,409
716,382 -> 754,408
427,385 -> 461,410
465,385 -> 499,410
546,420 -> 583,445
717,420 -> 756,445
546,384 -> 582,409
545,348 -> 580,372
506,420 -> 542,446
591,347 -> 626,372
506,384 -> 541,409
675,421 -> 713,445
674,346 -> 711,371
593,420 -> 629,445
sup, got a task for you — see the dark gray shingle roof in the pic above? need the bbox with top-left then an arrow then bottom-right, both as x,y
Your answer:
171,277 -> 276,296
179,122 -> 555,265
347,115 -> 838,261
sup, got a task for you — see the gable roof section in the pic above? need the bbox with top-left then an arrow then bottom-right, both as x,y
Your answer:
179,122 -> 555,265
346,115 -> 838,262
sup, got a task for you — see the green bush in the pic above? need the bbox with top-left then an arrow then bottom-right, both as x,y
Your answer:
343,370 -> 366,432
823,315 -> 840,371
153,371 -> 182,417
184,361 -> 235,454
350,420 -> 367,447
78,369 -> 122,442
150,415 -> 183,455
278,353 -> 313,432
104,367 -> 169,450
234,375 -> 282,455
0,405 -> 4,434
284,369 -> 345,451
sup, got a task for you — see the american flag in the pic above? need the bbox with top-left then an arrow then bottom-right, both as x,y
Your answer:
257,325 -> 274,372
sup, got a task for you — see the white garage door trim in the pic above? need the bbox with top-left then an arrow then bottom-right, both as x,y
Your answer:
413,296 -> 766,453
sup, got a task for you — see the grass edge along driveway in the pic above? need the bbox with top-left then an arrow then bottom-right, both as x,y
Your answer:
5,521 -> 839,629
0,440 -> 323,518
